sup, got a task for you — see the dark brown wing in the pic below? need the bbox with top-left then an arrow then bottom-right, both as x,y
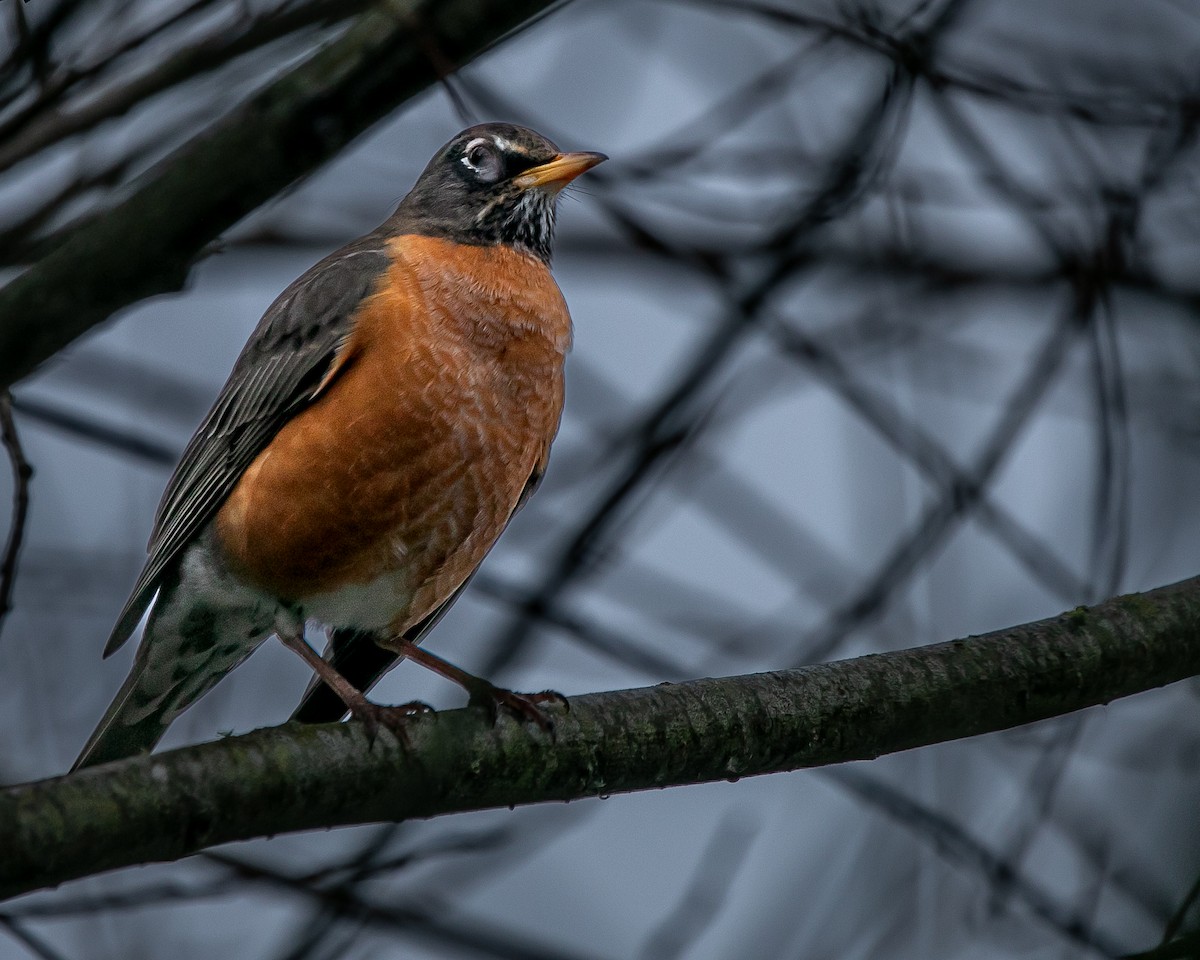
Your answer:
290,467 -> 547,723
105,237 -> 394,656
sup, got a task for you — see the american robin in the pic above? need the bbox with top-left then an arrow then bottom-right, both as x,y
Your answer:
74,123 -> 605,769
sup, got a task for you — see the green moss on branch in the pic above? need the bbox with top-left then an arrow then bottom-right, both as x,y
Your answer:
3,576 -> 1200,899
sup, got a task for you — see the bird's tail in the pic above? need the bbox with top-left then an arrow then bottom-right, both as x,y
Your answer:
73,582 -> 266,770
71,653 -> 181,770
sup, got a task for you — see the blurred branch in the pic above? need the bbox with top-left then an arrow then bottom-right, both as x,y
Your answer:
10,395 -> 177,465
1126,931 -> 1200,960
0,0 -> 220,147
0,0 -> 560,391
0,392 -> 31,640
4,576 -> 1200,899
0,0 -> 359,174
0,916 -> 69,960
788,288 -> 1086,662
637,813 -> 758,960
208,847 -> 611,960
690,0 -> 1189,127
1151,871 -> 1200,958
826,766 -> 1123,957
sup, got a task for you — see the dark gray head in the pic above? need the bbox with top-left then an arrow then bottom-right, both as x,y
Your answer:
390,122 -> 606,263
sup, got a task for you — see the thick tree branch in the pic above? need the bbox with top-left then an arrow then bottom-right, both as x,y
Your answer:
2,576 -> 1199,900
0,0 -> 558,391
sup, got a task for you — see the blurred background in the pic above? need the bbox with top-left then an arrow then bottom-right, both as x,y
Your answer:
2,0 -> 1200,956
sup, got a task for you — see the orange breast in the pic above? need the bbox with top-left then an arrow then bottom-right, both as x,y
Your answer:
214,235 -> 571,632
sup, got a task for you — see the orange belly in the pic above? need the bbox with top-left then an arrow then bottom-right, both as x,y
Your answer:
214,235 -> 570,633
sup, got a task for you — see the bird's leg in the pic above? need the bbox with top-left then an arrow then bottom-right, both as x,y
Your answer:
276,629 -> 432,744
390,639 -> 566,733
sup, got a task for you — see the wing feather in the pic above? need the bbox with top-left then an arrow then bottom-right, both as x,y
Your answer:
105,238 -> 394,656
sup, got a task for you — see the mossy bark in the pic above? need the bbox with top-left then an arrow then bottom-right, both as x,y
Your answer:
3,576 -> 1199,899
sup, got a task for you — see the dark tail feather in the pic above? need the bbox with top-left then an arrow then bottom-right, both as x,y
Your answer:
291,574 -> 478,723
291,628 -> 397,723
72,644 -> 178,770
72,691 -> 175,770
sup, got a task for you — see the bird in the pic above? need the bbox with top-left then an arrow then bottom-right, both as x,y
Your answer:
74,122 -> 605,770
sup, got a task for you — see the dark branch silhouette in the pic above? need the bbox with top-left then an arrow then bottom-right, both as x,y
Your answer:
0,392 -> 30,640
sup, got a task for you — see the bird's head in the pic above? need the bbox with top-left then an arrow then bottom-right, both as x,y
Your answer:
394,122 -> 606,263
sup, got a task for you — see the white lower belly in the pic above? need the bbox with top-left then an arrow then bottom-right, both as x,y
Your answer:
299,568 -> 412,633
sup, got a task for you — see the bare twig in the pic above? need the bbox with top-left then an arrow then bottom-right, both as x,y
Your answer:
826,767 -> 1122,958
1159,871 -> 1200,948
637,814 -> 759,960
10,396 -> 176,466
0,0 -> 369,176
0,392 -> 31,640
0,916 -> 71,960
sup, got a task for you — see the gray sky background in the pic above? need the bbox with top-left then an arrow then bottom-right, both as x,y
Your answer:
2,0 -> 1200,957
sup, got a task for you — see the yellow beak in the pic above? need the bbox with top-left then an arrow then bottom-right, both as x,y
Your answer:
514,151 -> 607,191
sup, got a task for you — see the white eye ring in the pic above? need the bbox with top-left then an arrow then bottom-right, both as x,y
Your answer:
461,137 -> 492,171
459,137 -> 505,184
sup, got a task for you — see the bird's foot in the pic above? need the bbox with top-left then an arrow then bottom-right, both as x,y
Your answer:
277,629 -> 434,748
348,698 -> 435,749
393,639 -> 567,735
466,681 -> 567,735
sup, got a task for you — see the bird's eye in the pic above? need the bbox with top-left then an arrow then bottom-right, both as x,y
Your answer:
461,141 -> 503,183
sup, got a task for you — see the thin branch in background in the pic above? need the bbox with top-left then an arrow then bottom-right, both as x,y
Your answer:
0,0 -> 82,99
297,826 -> 516,885
202,851 -> 612,960
0,0 -> 222,140
4,875 -> 240,918
254,824 -> 406,960
4,828 -> 515,923
789,291 -> 1086,664
991,715 -> 1086,908
1079,115 -> 1193,601
0,392 -> 31,641
473,571 -> 694,678
0,915 -> 72,960
1160,871 -> 1200,947
474,58 -> 922,678
825,768 -> 1123,958
9,396 -> 177,466
5,0 -> 33,86
408,7 -> 478,128
0,154 -> 136,264
637,813 -> 759,960
758,309 -> 1090,601
0,0 -> 364,177
4,0 -> 51,92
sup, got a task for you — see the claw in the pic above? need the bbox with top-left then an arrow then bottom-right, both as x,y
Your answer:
467,682 -> 566,736
348,699 -> 434,750
391,640 -> 566,737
